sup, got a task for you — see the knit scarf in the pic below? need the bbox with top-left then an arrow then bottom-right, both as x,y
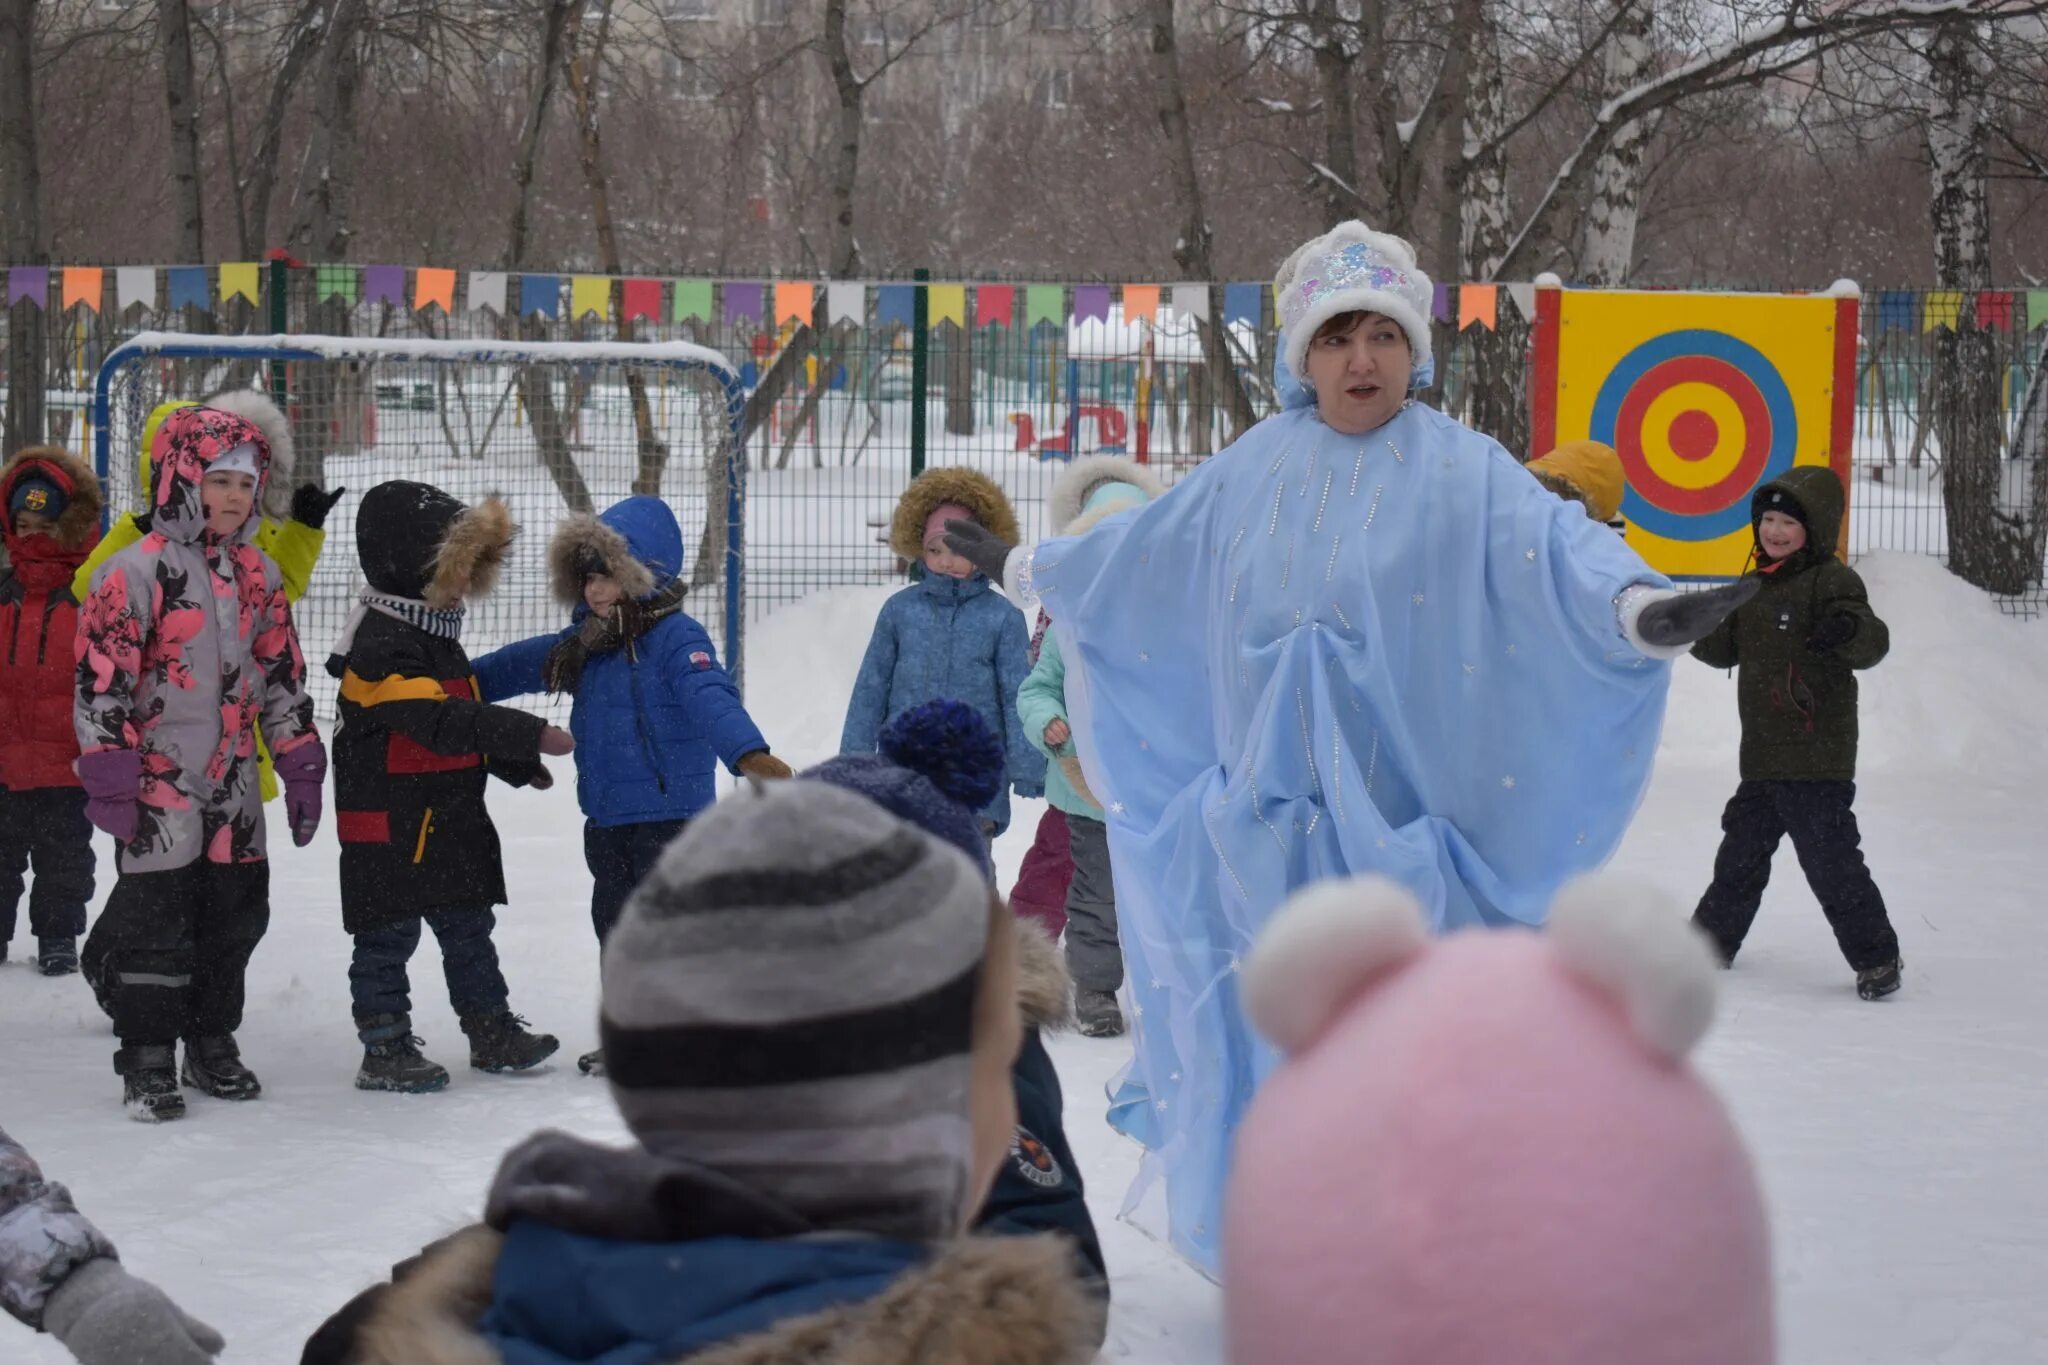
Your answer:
543,577 -> 690,695
325,589 -> 468,678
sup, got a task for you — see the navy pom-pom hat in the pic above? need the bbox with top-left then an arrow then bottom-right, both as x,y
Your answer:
802,699 -> 1005,882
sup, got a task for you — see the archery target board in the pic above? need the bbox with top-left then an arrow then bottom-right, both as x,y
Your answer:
1531,288 -> 1855,579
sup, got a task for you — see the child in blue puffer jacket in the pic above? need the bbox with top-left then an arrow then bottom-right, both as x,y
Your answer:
842,468 -> 1045,837
471,495 -> 790,1075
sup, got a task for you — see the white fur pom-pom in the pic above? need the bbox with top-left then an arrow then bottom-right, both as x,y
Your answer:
1547,873 -> 1720,1062
1242,876 -> 1428,1053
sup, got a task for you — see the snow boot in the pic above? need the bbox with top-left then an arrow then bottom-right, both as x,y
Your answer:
1076,988 -> 1126,1038
577,1047 -> 606,1077
115,1044 -> 185,1123
37,936 -> 79,976
1856,958 -> 1902,1001
181,1034 -> 261,1100
355,1016 -> 451,1093
461,1011 -> 559,1074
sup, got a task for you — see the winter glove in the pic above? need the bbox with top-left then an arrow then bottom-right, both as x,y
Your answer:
272,738 -> 328,847
538,725 -> 576,757
1632,579 -> 1761,649
736,751 -> 793,781
76,749 -> 142,843
290,483 -> 348,531
44,1257 -> 225,1365
1807,610 -> 1859,654
942,519 -> 1016,587
527,763 -> 554,791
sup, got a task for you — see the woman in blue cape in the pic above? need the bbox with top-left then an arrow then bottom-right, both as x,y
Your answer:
946,222 -> 1754,1276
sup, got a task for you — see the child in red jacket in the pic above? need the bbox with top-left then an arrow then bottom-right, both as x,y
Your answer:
0,447 -> 102,976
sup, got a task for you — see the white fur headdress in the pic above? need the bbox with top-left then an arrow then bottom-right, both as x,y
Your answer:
1273,221 -> 1435,388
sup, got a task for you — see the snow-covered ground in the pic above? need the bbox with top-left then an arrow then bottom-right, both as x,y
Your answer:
3,552 -> 2046,1363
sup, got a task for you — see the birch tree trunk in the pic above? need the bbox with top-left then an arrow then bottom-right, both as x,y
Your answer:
1578,0 -> 1654,287
1457,0 -> 1525,452
1309,0 -> 1359,230
1148,0 -> 1254,445
0,0 -> 45,451
1925,20 -> 2030,593
159,0 -> 205,260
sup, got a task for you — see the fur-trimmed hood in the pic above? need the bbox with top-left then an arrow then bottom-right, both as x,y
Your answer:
1046,455 -> 1166,536
890,468 -> 1020,562
136,391 -> 295,523
547,496 -> 684,607
0,445 -> 102,551
356,480 -> 514,606
349,1221 -> 1101,1365
1013,917 -> 1073,1032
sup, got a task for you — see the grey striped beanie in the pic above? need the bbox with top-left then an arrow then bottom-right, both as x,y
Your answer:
600,778 -> 993,1241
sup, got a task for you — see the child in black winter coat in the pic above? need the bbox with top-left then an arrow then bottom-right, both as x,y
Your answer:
328,481 -> 575,1091
1689,466 -> 1903,1000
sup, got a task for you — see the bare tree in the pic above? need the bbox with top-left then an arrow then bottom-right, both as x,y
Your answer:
0,0 -> 43,451
159,0 -> 206,259
1578,0 -> 1654,285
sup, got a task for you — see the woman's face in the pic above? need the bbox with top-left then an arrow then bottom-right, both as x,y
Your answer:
1305,312 -> 1412,435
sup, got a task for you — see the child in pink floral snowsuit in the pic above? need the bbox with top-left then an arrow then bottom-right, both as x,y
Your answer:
74,401 -> 327,1123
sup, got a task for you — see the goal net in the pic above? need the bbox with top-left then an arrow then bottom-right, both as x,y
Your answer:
92,332 -> 748,723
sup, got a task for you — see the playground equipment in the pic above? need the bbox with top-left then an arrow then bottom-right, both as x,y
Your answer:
1010,404 -> 1134,460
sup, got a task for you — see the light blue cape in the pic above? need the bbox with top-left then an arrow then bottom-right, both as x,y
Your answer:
1020,400 -> 1671,1275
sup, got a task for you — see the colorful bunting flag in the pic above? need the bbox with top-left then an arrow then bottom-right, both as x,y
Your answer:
1505,282 -> 1537,322
1922,291 -> 1962,333
722,282 -> 765,325
976,285 -> 1015,328
875,285 -> 914,328
1458,284 -> 1498,332
1122,285 -> 1159,325
117,267 -> 155,314
673,279 -> 713,323
62,267 -> 103,313
521,274 -> 561,319
1877,291 -> 1917,333
774,281 -> 814,326
929,285 -> 966,329
316,265 -> 357,305
1025,285 -> 1064,330
218,262 -> 260,306
1431,283 -> 1452,324
1073,285 -> 1111,325
622,278 -> 661,324
1975,291 -> 2013,329
167,267 -> 210,314
569,275 -> 610,321
2030,291 -> 2048,333
415,268 -> 456,313
1171,284 -> 1208,322
1223,283 -> 1261,327
827,282 -> 865,326
364,265 -> 407,308
6,266 -> 46,309
468,271 -> 508,315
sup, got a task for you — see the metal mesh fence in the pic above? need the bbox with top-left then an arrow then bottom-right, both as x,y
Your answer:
6,265 -> 2047,624
95,331 -> 743,723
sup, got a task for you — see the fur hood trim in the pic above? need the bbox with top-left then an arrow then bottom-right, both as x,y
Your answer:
891,468 -> 1020,562
199,388 -> 295,521
0,445 -> 102,549
547,513 -> 657,607
353,1226 -> 1100,1365
1046,455 -> 1165,535
427,497 -> 515,609
1013,917 -> 1073,1031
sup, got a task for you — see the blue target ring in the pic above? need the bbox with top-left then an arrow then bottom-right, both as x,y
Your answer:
1589,329 -> 1799,542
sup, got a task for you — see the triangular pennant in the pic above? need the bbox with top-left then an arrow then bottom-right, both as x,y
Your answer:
117,267 -> 156,314
167,267 -> 211,314
219,262 -> 260,306
929,284 -> 966,329
774,281 -> 815,326
6,266 -> 47,309
570,275 -> 611,321
1025,285 -> 1064,329
467,271 -> 507,315
1922,291 -> 1962,333
976,285 -> 1016,329
363,265 -> 408,308
722,282 -> 765,325
827,282 -> 865,326
673,279 -> 713,323
1171,284 -> 1208,322
1458,284 -> 1498,332
316,265 -> 358,305
1505,282 -> 1537,321
622,278 -> 661,324
415,268 -> 457,313
62,267 -> 104,313
1122,285 -> 1159,325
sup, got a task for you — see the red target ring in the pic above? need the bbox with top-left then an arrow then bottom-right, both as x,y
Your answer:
1612,356 -> 1773,517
